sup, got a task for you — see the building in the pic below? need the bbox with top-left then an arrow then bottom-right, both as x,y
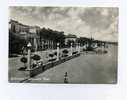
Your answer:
29,26 -> 41,51
65,34 -> 77,45
9,19 -> 29,34
9,19 -> 41,51
29,26 -> 40,34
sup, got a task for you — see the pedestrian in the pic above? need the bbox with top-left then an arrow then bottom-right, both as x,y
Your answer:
64,72 -> 68,83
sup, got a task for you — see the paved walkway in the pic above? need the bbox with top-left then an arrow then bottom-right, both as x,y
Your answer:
8,47 -> 78,82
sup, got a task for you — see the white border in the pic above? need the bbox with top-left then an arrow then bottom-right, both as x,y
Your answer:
8,1 -> 119,6
1,0 -> 127,100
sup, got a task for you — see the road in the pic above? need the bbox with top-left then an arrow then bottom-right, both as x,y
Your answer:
27,45 -> 117,84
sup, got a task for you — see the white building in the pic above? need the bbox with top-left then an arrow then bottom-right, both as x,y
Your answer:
65,34 -> 77,45
9,19 -> 29,34
9,19 -> 41,51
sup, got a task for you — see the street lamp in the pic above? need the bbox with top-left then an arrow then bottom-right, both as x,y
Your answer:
27,42 -> 32,70
78,43 -> 80,53
57,43 -> 60,61
70,43 -> 73,56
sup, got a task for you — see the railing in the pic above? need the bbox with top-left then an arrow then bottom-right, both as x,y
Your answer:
29,53 -> 80,77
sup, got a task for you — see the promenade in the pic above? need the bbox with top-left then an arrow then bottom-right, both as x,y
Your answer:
24,45 -> 117,84
9,47 -> 79,82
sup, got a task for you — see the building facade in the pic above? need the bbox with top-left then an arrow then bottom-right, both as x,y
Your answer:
9,19 -> 29,34
9,19 -> 41,51
9,19 -> 56,51
65,34 -> 77,46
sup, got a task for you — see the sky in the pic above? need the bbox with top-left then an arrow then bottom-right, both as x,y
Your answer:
9,7 -> 118,42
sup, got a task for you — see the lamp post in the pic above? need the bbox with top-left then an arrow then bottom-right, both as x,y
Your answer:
84,42 -> 86,50
76,42 -> 78,52
57,43 -> 60,61
70,43 -> 73,56
27,42 -> 32,70
41,40 -> 44,50
78,43 -> 80,53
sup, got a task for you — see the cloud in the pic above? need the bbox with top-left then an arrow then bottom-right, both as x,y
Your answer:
9,7 -> 118,42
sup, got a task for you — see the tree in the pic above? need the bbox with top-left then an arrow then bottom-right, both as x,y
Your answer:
9,31 -> 27,56
62,49 -> 69,57
31,54 -> 41,61
20,56 -> 27,70
72,51 -> 78,55
31,54 -> 41,68
49,53 -> 54,58
54,51 -> 57,56
48,53 -> 56,62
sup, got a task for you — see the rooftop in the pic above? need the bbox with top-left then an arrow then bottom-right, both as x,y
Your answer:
65,34 -> 77,38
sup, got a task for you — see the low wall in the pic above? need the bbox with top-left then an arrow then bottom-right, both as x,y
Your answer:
30,53 -> 80,77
